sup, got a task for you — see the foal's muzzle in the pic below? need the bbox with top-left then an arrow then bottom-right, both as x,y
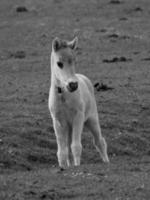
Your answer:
67,81 -> 78,92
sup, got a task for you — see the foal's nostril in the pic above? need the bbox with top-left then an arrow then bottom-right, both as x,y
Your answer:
68,82 -> 78,92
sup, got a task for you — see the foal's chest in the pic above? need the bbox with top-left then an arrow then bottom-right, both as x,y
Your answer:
51,92 -> 78,123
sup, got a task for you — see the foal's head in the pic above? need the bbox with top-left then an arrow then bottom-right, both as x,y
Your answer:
51,37 -> 78,92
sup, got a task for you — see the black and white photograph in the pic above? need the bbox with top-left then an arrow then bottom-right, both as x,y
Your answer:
0,0 -> 150,199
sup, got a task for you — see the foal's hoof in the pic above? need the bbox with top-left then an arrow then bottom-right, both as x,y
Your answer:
102,155 -> 110,163
103,157 -> 110,163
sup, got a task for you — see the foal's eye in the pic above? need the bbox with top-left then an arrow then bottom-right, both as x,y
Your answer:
57,61 -> 63,69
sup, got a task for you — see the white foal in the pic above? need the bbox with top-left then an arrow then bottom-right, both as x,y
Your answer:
48,37 -> 109,168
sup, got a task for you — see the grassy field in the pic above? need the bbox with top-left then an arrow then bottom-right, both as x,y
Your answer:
0,0 -> 150,199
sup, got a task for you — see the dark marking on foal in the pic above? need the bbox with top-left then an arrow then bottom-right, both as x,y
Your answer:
57,87 -> 62,93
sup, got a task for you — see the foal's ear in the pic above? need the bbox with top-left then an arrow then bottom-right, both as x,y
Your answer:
67,37 -> 78,50
52,37 -> 61,52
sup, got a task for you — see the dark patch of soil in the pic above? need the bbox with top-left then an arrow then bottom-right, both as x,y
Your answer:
94,82 -> 114,91
141,57 -> 150,61
134,7 -> 143,12
8,50 -> 26,59
103,56 -> 132,63
109,0 -> 122,5
15,6 -> 28,13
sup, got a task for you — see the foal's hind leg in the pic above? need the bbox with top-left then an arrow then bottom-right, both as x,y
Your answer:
86,117 -> 109,163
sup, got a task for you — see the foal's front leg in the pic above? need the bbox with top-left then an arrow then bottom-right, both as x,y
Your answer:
53,118 -> 70,168
71,112 -> 84,166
